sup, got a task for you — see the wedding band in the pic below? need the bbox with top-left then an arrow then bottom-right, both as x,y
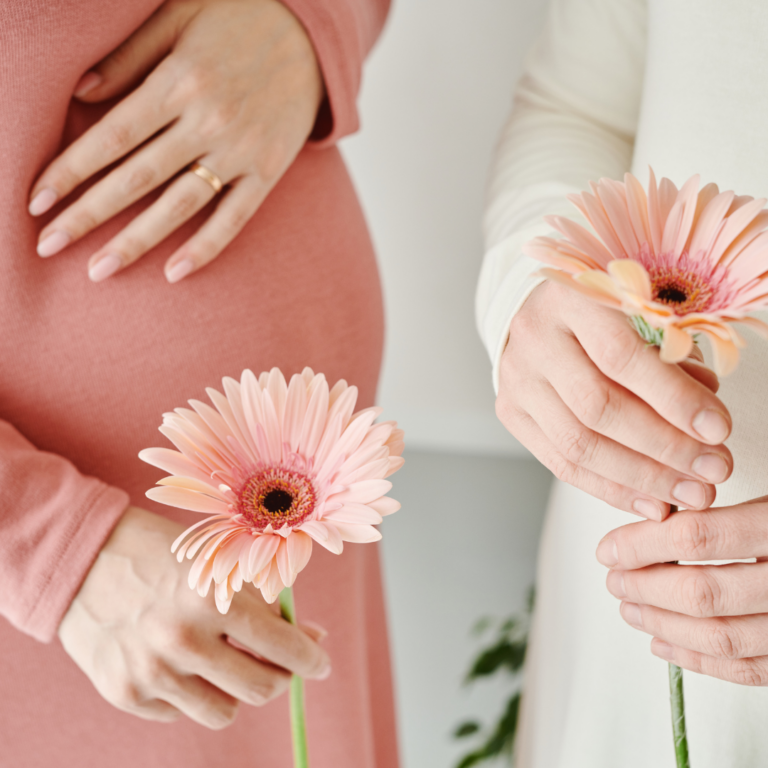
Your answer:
188,162 -> 223,193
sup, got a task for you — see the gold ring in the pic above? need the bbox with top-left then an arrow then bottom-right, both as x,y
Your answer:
189,161 -> 223,193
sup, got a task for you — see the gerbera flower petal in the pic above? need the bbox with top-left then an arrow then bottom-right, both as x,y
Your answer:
329,479 -> 393,505
275,531 -> 312,588
138,448 -> 213,485
659,324 -> 694,363
607,259 -> 652,300
369,497 -> 401,516
324,504 -> 383,525
146,486 -> 229,515
386,456 -> 406,477
298,377 -> 330,458
156,475 -> 229,500
332,523 -> 383,544
213,533 -> 250,584
283,373 -> 309,453
248,534 -> 281,578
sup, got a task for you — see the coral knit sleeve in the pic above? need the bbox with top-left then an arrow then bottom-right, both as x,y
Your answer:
281,0 -> 391,145
0,421 -> 130,643
476,0 -> 646,391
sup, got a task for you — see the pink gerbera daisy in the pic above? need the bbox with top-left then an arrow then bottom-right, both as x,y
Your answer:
139,367 -> 404,613
523,170 -> 768,374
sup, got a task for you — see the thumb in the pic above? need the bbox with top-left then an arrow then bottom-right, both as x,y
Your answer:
73,3 -> 193,101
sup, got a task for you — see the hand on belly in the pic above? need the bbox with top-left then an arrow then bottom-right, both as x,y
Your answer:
29,0 -> 324,285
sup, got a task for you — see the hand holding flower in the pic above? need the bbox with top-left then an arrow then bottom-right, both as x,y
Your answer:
598,499 -> 768,687
497,279 -> 733,520
30,0 -> 324,283
58,506 -> 330,729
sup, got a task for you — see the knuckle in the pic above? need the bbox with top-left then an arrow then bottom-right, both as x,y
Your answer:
680,570 -> 720,617
197,103 -> 239,139
220,205 -> 254,236
570,379 -> 615,431
706,620 -> 742,660
557,423 -> 598,467
207,703 -> 239,729
671,515 -> 713,561
151,620 -> 201,657
68,207 -> 101,236
597,325 -> 638,379
549,452 -> 577,485
122,165 -> 157,197
111,680 -> 144,711
100,122 -> 134,155
167,191 -> 203,222
731,659 -> 766,687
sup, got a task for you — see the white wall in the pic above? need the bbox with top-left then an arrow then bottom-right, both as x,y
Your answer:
342,0 -> 549,457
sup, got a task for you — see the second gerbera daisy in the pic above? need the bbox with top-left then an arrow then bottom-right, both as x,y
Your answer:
139,367 -> 404,613
523,170 -> 768,374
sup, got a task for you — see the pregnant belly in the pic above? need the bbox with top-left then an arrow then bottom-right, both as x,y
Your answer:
0,147 -> 384,510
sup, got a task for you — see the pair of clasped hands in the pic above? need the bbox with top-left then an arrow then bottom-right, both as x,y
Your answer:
47,0 -> 333,730
499,280 -> 768,687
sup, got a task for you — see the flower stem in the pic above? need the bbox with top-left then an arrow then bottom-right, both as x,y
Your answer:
279,587 -> 309,768
669,662 -> 691,768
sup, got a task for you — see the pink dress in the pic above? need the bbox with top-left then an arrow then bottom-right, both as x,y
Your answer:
0,1 -> 398,766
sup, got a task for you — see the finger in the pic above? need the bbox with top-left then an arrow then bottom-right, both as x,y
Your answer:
37,125 -> 203,257
164,173 -> 268,283
564,298 -> 732,446
109,691 -> 181,723
87,169 -> 220,281
542,330 -> 732,487
606,561 -> 768,617
74,3 -> 184,101
650,639 -> 768,687
678,358 -> 720,393
224,595 -> 330,680
620,601 -> 768,659
190,638 -> 291,707
597,505 -> 768,570
158,673 -> 240,730
496,400 -> 668,520
29,79 -> 176,218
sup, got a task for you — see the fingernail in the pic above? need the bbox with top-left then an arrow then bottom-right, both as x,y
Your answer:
88,253 -> 122,282
606,570 -> 626,598
621,602 -> 643,629
74,71 -> 102,98
692,453 -> 729,483
632,498 -> 663,522
166,258 -> 195,284
672,479 -> 706,508
316,664 -> 332,681
652,639 -> 675,662
692,408 -> 730,444
596,537 -> 618,567
29,188 -> 58,216
37,230 -> 71,257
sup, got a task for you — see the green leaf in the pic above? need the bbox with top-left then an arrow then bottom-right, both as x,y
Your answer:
453,722 -> 481,738
471,616 -> 493,636
465,638 -> 527,682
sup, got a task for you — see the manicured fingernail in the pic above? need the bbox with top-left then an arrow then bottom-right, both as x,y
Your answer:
316,664 -> 332,681
692,453 -> 729,483
621,602 -> 643,629
37,230 -> 70,257
74,71 -> 102,98
596,537 -> 618,567
166,258 -> 195,284
632,498 -> 663,521
29,188 -> 58,216
88,253 -> 122,282
606,570 -> 626,598
652,639 -> 675,661
672,480 -> 706,508
692,408 -> 730,444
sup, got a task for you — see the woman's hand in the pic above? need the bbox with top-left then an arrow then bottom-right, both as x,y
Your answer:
496,280 -> 733,520
30,0 -> 324,283
58,506 -> 330,729
598,498 -> 768,686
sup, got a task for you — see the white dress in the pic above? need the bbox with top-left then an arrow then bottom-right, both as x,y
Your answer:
477,0 -> 768,765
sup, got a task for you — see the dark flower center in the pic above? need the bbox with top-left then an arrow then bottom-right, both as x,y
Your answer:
656,286 -> 688,305
262,489 -> 293,515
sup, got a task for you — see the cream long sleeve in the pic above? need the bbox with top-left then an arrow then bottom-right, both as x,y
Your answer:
476,0 -> 646,390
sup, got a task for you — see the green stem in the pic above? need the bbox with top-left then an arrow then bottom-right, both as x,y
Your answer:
279,587 -> 309,768
669,662 -> 691,768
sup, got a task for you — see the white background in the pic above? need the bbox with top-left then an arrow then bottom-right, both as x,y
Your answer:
342,0 -> 549,457
341,1 -> 553,766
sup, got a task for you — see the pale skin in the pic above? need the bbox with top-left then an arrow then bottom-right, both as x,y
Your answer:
598,498 -> 768,687
59,507 -> 331,729
51,0 -> 331,728
29,0 -> 324,283
497,280 -> 733,522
